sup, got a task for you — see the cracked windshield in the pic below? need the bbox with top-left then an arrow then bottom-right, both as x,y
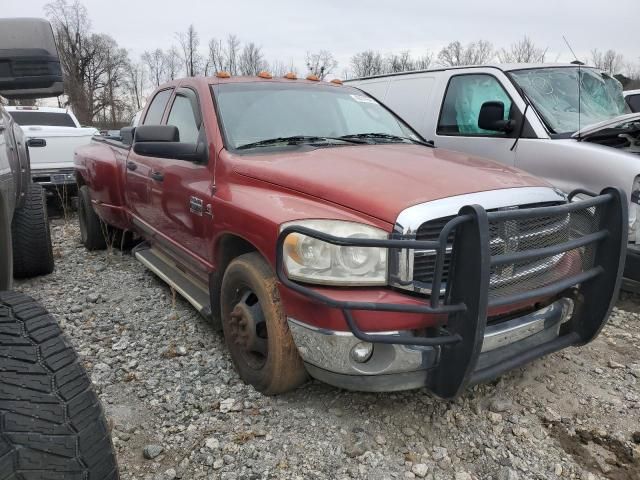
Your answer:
511,67 -> 631,134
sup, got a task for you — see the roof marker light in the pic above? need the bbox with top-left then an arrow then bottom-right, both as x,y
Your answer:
284,72 -> 297,80
216,71 -> 231,78
306,74 -> 320,81
258,71 -> 272,79
330,78 -> 343,85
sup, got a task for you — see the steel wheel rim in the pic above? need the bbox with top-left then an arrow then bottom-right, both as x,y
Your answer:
227,286 -> 268,370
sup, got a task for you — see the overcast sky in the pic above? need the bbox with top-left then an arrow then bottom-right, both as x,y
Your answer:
4,0 -> 640,75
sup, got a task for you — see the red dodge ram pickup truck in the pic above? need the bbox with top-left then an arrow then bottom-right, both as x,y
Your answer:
74,73 -> 626,398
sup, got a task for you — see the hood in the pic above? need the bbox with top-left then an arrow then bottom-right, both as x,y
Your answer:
231,144 -> 548,223
572,112 -> 640,139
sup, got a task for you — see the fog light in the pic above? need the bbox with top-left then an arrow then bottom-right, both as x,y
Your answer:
560,299 -> 575,324
350,342 -> 373,363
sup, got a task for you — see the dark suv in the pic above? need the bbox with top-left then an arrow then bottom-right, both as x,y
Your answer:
0,18 -> 118,479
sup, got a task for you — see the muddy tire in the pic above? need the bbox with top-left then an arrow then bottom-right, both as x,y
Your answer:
11,183 -> 54,278
0,291 -> 119,479
78,185 -> 107,251
221,252 -> 307,395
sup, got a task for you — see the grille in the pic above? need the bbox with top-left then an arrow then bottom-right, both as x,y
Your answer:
413,203 -> 602,299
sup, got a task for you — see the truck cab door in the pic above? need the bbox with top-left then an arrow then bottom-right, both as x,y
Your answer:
433,72 -> 524,166
150,87 -> 214,271
125,88 -> 173,230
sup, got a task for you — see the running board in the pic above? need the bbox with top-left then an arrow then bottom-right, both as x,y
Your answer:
134,245 -> 212,320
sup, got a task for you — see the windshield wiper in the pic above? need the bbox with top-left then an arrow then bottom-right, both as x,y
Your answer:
236,135 -> 366,150
338,132 -> 433,147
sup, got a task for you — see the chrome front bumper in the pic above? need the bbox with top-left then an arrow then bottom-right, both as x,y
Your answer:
288,298 -> 573,392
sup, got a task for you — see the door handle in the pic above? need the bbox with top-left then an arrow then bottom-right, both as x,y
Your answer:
27,138 -> 46,148
126,161 -> 137,171
150,171 -> 164,182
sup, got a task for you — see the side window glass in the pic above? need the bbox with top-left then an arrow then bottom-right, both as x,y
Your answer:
627,94 -> 640,113
438,75 -> 513,136
142,89 -> 172,125
167,95 -> 199,144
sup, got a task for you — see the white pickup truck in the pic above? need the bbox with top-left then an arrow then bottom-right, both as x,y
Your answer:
5,106 -> 97,192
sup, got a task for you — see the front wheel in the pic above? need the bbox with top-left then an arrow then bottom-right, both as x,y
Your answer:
220,252 -> 307,395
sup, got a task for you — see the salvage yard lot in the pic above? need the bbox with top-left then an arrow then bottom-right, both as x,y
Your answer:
17,218 -> 640,480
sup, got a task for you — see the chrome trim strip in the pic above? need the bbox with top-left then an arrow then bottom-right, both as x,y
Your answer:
395,187 -> 566,236
287,317 -> 400,337
481,298 -> 571,352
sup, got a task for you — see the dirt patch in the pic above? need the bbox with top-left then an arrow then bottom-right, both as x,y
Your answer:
550,423 -> 640,480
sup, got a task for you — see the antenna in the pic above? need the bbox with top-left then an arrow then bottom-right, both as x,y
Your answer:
562,35 -> 582,139
562,35 -> 579,63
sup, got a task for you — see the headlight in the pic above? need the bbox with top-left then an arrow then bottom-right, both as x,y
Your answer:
280,220 -> 388,286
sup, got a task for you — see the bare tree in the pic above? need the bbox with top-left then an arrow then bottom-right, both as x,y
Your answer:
46,0 -> 129,125
45,0 -> 93,123
206,38 -> 226,75
350,50 -> 384,78
126,60 -> 146,111
176,24 -> 202,77
141,49 -> 166,87
386,50 -> 414,73
226,34 -> 241,75
414,52 -> 434,70
239,42 -> 267,76
306,50 -> 338,79
164,46 -> 182,81
270,60 -> 287,77
498,36 -> 547,63
591,49 -> 624,75
437,40 -> 494,66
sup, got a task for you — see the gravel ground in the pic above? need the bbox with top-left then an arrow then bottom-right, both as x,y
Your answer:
15,216 -> 640,480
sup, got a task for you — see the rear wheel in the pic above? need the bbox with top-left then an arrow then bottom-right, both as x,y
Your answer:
11,183 -> 54,278
221,252 -> 307,395
78,185 -> 107,251
0,291 -> 119,479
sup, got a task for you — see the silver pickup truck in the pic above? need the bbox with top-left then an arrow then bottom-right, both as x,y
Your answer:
348,64 -> 640,288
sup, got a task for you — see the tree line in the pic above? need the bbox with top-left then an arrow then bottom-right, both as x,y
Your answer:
37,0 -> 640,128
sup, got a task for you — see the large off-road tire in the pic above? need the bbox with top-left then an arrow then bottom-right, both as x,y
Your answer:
0,196 -> 12,291
11,183 -> 54,278
78,185 -> 107,251
221,252 -> 308,395
0,291 -> 119,479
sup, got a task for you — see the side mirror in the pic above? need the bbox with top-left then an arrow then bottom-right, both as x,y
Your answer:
0,18 -> 64,99
120,126 -> 135,146
132,125 -> 206,162
478,101 -> 515,133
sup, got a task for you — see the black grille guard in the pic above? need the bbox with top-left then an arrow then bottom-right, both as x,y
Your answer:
275,188 -> 627,398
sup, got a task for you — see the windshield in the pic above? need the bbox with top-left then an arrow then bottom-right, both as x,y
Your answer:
212,82 -> 420,150
510,67 -> 630,135
8,111 -> 77,128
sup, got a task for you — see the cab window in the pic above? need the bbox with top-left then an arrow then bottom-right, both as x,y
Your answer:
438,74 -> 513,136
166,94 -> 200,144
627,94 -> 640,113
142,89 -> 172,125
